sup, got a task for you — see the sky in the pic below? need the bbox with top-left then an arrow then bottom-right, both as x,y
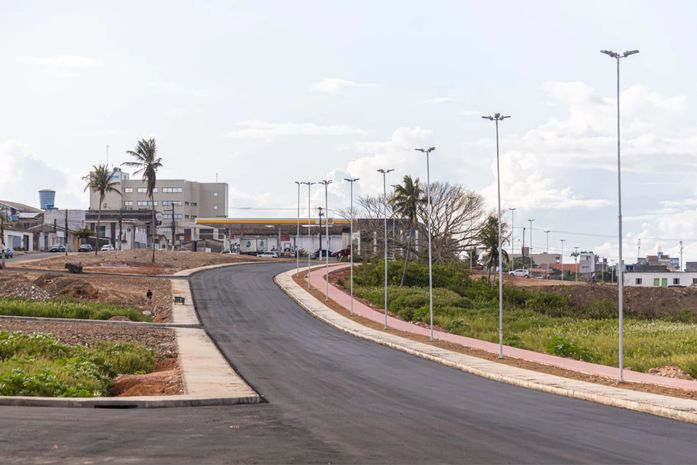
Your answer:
2,0 -> 697,265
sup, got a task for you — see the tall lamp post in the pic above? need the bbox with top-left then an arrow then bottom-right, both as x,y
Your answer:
302,181 -> 316,289
601,48 -> 639,383
482,113 -> 510,359
377,168 -> 394,330
295,181 -> 301,275
344,177 -> 360,315
416,147 -> 436,340
319,180 -> 333,300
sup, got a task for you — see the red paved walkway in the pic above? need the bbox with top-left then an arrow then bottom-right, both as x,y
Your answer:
307,263 -> 697,392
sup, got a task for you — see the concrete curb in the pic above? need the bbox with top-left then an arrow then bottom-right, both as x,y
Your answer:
275,269 -> 697,425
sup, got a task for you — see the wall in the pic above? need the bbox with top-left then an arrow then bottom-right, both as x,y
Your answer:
626,272 -> 697,287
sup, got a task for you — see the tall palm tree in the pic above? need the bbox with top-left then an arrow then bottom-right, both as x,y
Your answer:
478,215 -> 509,284
123,139 -> 163,263
83,164 -> 121,255
390,175 -> 425,286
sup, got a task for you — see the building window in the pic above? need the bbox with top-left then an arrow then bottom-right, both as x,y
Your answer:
192,202 -> 198,206
137,188 -> 147,193
653,278 -> 660,287
185,201 -> 190,206
124,201 -> 133,206
693,278 -> 697,285
124,188 -> 133,193
213,205 -> 218,210
162,200 -> 183,207
213,192 -> 218,197
673,278 -> 680,285
635,278 -> 642,285
162,187 -> 183,193
137,201 -> 157,207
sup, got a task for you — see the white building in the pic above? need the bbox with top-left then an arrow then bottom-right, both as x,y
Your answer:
625,272 -> 697,288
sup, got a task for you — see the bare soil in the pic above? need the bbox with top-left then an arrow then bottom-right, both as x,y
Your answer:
295,272 -> 697,400
0,272 -> 172,322
13,249 -> 267,276
0,318 -> 183,397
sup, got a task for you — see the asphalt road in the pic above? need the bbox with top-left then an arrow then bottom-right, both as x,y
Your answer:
2,262 -> 697,464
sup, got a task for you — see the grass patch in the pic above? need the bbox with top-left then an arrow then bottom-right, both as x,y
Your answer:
0,297 -> 150,322
0,332 -> 155,397
350,261 -> 697,377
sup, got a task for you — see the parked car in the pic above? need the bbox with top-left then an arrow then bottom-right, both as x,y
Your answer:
100,244 -> 115,251
311,249 -> 332,259
257,251 -> 279,258
331,248 -> 351,258
48,244 -> 66,253
509,269 -> 529,278
1,247 -> 13,258
78,244 -> 93,252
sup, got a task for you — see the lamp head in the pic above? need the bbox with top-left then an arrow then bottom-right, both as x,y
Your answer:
623,49 -> 639,57
601,49 -> 620,58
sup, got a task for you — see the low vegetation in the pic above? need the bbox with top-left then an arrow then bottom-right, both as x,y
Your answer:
341,261 -> 697,377
0,331 -> 155,397
0,297 -> 151,322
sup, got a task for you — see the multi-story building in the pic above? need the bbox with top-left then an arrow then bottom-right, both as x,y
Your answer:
88,168 -> 228,247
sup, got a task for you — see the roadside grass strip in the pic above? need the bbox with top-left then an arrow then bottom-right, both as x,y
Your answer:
0,331 -> 155,397
0,297 -> 151,322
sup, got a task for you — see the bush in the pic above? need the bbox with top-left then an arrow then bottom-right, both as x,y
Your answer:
0,331 -> 155,397
546,335 -> 595,362
0,298 -> 150,322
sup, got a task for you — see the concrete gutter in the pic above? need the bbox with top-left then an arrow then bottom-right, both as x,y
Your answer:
275,268 -> 697,425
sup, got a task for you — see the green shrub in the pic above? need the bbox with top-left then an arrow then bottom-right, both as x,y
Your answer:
546,335 -> 595,362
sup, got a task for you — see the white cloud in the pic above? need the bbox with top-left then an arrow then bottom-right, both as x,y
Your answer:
311,78 -> 377,94
426,97 -> 454,104
0,140 -> 83,208
147,81 -> 210,98
345,127 -> 434,196
225,120 -> 367,140
20,55 -> 102,77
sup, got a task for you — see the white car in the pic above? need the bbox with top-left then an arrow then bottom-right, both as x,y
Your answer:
509,269 -> 529,278
100,244 -> 115,251
257,251 -> 278,258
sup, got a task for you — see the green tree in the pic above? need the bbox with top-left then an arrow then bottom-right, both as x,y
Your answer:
478,215 -> 509,284
123,139 -> 163,263
83,164 -> 121,255
390,175 -> 424,286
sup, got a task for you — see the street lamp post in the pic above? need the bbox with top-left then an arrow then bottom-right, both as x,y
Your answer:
574,246 -> 580,281
416,147 -> 436,340
601,48 -> 639,383
295,181 -> 301,275
319,180 -> 333,301
377,168 -> 394,330
303,182 -> 316,289
344,177 -> 360,316
560,239 -> 566,281
482,113 -> 510,359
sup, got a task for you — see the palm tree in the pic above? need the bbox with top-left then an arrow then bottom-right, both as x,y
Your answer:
83,164 -> 121,255
123,138 -> 163,263
478,215 -> 509,284
390,175 -> 424,286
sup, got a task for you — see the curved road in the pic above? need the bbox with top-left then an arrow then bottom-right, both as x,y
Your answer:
2,262 -> 697,464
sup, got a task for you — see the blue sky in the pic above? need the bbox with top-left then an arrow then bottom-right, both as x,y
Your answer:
2,0 -> 697,264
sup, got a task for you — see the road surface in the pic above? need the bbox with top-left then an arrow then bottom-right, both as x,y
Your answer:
1,262 -> 697,464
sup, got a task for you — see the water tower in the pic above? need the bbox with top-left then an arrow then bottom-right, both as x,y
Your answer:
39,189 -> 56,210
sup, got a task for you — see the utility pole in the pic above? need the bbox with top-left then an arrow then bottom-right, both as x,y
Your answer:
522,226 -> 526,270
509,208 -> 516,263
560,239 -> 566,281
170,203 -> 176,250
118,209 -> 123,251
64,209 -> 69,256
574,246 -> 580,281
317,207 -> 323,253
544,229 -> 550,278
528,219 -> 535,269
680,240 -> 684,272
302,182 -> 316,289
415,147 -> 436,340
637,238 -> 641,263
0,214 -> 5,269
344,177 -> 359,315
377,168 -> 394,331
319,179 -> 332,301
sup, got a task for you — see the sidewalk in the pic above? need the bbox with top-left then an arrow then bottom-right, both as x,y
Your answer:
308,263 -> 697,392
278,267 -> 697,424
